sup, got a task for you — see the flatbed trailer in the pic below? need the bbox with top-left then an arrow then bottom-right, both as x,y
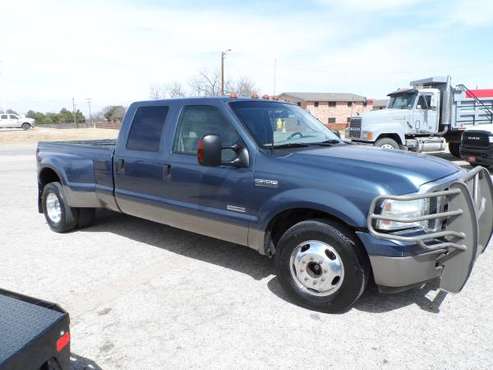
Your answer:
0,289 -> 70,370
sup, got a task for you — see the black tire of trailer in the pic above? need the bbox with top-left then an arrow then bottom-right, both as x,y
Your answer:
448,142 -> 461,158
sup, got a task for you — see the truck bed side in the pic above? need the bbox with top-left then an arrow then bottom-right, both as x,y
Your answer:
37,140 -> 119,212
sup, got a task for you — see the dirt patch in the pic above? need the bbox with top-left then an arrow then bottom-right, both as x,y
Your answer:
0,127 -> 118,144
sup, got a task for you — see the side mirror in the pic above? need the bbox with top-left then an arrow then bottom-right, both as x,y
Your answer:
197,134 -> 249,168
198,134 -> 222,166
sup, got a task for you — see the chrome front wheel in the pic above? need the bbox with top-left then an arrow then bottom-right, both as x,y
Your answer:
289,240 -> 345,297
46,192 -> 62,224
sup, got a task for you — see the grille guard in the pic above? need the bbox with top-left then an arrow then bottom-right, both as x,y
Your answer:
368,166 -> 493,293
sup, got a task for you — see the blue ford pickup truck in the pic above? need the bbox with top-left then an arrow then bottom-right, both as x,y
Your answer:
37,97 -> 493,312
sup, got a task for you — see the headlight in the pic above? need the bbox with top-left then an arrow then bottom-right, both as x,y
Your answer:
376,198 -> 429,231
489,136 -> 493,143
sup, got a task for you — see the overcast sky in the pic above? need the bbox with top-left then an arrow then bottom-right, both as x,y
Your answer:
1,0 -> 492,114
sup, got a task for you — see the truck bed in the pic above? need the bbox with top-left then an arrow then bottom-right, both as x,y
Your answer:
0,289 -> 70,370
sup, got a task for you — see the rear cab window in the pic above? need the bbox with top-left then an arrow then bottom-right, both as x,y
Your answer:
126,106 -> 169,152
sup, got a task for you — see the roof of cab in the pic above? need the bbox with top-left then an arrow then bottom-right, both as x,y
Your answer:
131,96 -> 296,106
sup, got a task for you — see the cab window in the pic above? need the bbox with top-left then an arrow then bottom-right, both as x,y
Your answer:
126,106 -> 169,152
0,115 -> 7,119
416,95 -> 428,109
174,105 -> 240,160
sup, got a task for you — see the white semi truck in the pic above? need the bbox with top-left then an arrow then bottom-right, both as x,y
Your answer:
347,76 -> 493,157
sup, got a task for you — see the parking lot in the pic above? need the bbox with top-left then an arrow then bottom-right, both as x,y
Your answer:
1,143 -> 492,369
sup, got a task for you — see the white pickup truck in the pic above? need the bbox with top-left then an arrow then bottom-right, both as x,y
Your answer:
0,113 -> 35,129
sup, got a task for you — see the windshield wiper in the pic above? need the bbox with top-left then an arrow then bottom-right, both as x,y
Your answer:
311,139 -> 341,146
264,143 -> 310,149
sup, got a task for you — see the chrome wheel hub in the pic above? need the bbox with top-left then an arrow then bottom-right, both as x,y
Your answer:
46,193 -> 62,224
289,240 -> 344,297
380,144 -> 395,150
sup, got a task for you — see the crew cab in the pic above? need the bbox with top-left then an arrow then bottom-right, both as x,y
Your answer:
0,113 -> 34,130
36,97 -> 493,312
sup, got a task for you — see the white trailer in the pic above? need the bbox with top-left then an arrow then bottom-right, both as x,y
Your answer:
348,76 -> 493,157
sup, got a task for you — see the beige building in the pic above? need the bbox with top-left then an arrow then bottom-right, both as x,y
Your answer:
278,92 -> 387,130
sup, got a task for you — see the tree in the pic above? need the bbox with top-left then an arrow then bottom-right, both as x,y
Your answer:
149,82 -> 186,100
103,105 -> 125,122
189,70 -> 221,96
226,77 -> 257,96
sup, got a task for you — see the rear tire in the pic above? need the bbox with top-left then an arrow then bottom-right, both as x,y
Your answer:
448,142 -> 461,158
275,219 -> 369,313
21,122 -> 31,130
375,137 -> 399,150
41,182 -> 78,233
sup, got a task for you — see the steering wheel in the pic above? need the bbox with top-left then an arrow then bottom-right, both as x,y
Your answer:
286,132 -> 304,141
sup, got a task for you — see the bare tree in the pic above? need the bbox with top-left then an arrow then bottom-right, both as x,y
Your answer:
150,82 -> 186,99
149,84 -> 164,100
230,77 -> 257,96
166,82 -> 186,98
189,70 -> 221,96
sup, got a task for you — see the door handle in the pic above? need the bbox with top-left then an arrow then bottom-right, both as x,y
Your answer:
115,158 -> 125,172
162,164 -> 171,178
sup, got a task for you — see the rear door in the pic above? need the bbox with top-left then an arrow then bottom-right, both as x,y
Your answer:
0,114 -> 8,128
113,103 -> 174,219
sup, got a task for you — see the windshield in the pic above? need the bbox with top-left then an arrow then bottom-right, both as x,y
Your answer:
388,93 -> 417,109
229,101 -> 342,148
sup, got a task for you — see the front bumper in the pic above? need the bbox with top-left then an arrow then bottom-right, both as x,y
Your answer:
365,167 -> 493,293
460,145 -> 493,166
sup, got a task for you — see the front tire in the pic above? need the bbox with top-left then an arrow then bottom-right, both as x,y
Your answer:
42,182 -> 78,233
275,220 -> 369,312
448,142 -> 461,158
375,137 -> 399,150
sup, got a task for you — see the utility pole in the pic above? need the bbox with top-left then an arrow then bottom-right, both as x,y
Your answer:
72,97 -> 77,128
86,98 -> 94,128
220,49 -> 231,96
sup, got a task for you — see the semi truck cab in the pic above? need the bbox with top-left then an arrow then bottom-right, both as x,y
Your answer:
348,76 -> 493,157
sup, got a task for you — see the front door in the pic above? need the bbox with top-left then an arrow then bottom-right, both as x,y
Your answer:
413,94 -> 437,133
167,104 -> 254,245
8,114 -> 19,127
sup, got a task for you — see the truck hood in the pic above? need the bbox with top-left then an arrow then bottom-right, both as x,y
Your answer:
359,108 -> 410,124
281,144 -> 461,194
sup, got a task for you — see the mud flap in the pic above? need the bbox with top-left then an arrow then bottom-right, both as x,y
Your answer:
474,171 -> 493,254
439,182 -> 478,293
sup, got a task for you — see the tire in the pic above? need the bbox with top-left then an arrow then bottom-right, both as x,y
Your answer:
77,208 -> 96,228
375,137 -> 399,150
275,219 -> 369,313
41,182 -> 78,233
448,142 -> 461,158
21,122 -> 31,130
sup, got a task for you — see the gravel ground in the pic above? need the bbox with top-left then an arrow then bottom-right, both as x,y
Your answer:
0,144 -> 492,369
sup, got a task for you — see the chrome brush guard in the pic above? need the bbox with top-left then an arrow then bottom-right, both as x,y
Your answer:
368,166 -> 493,293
